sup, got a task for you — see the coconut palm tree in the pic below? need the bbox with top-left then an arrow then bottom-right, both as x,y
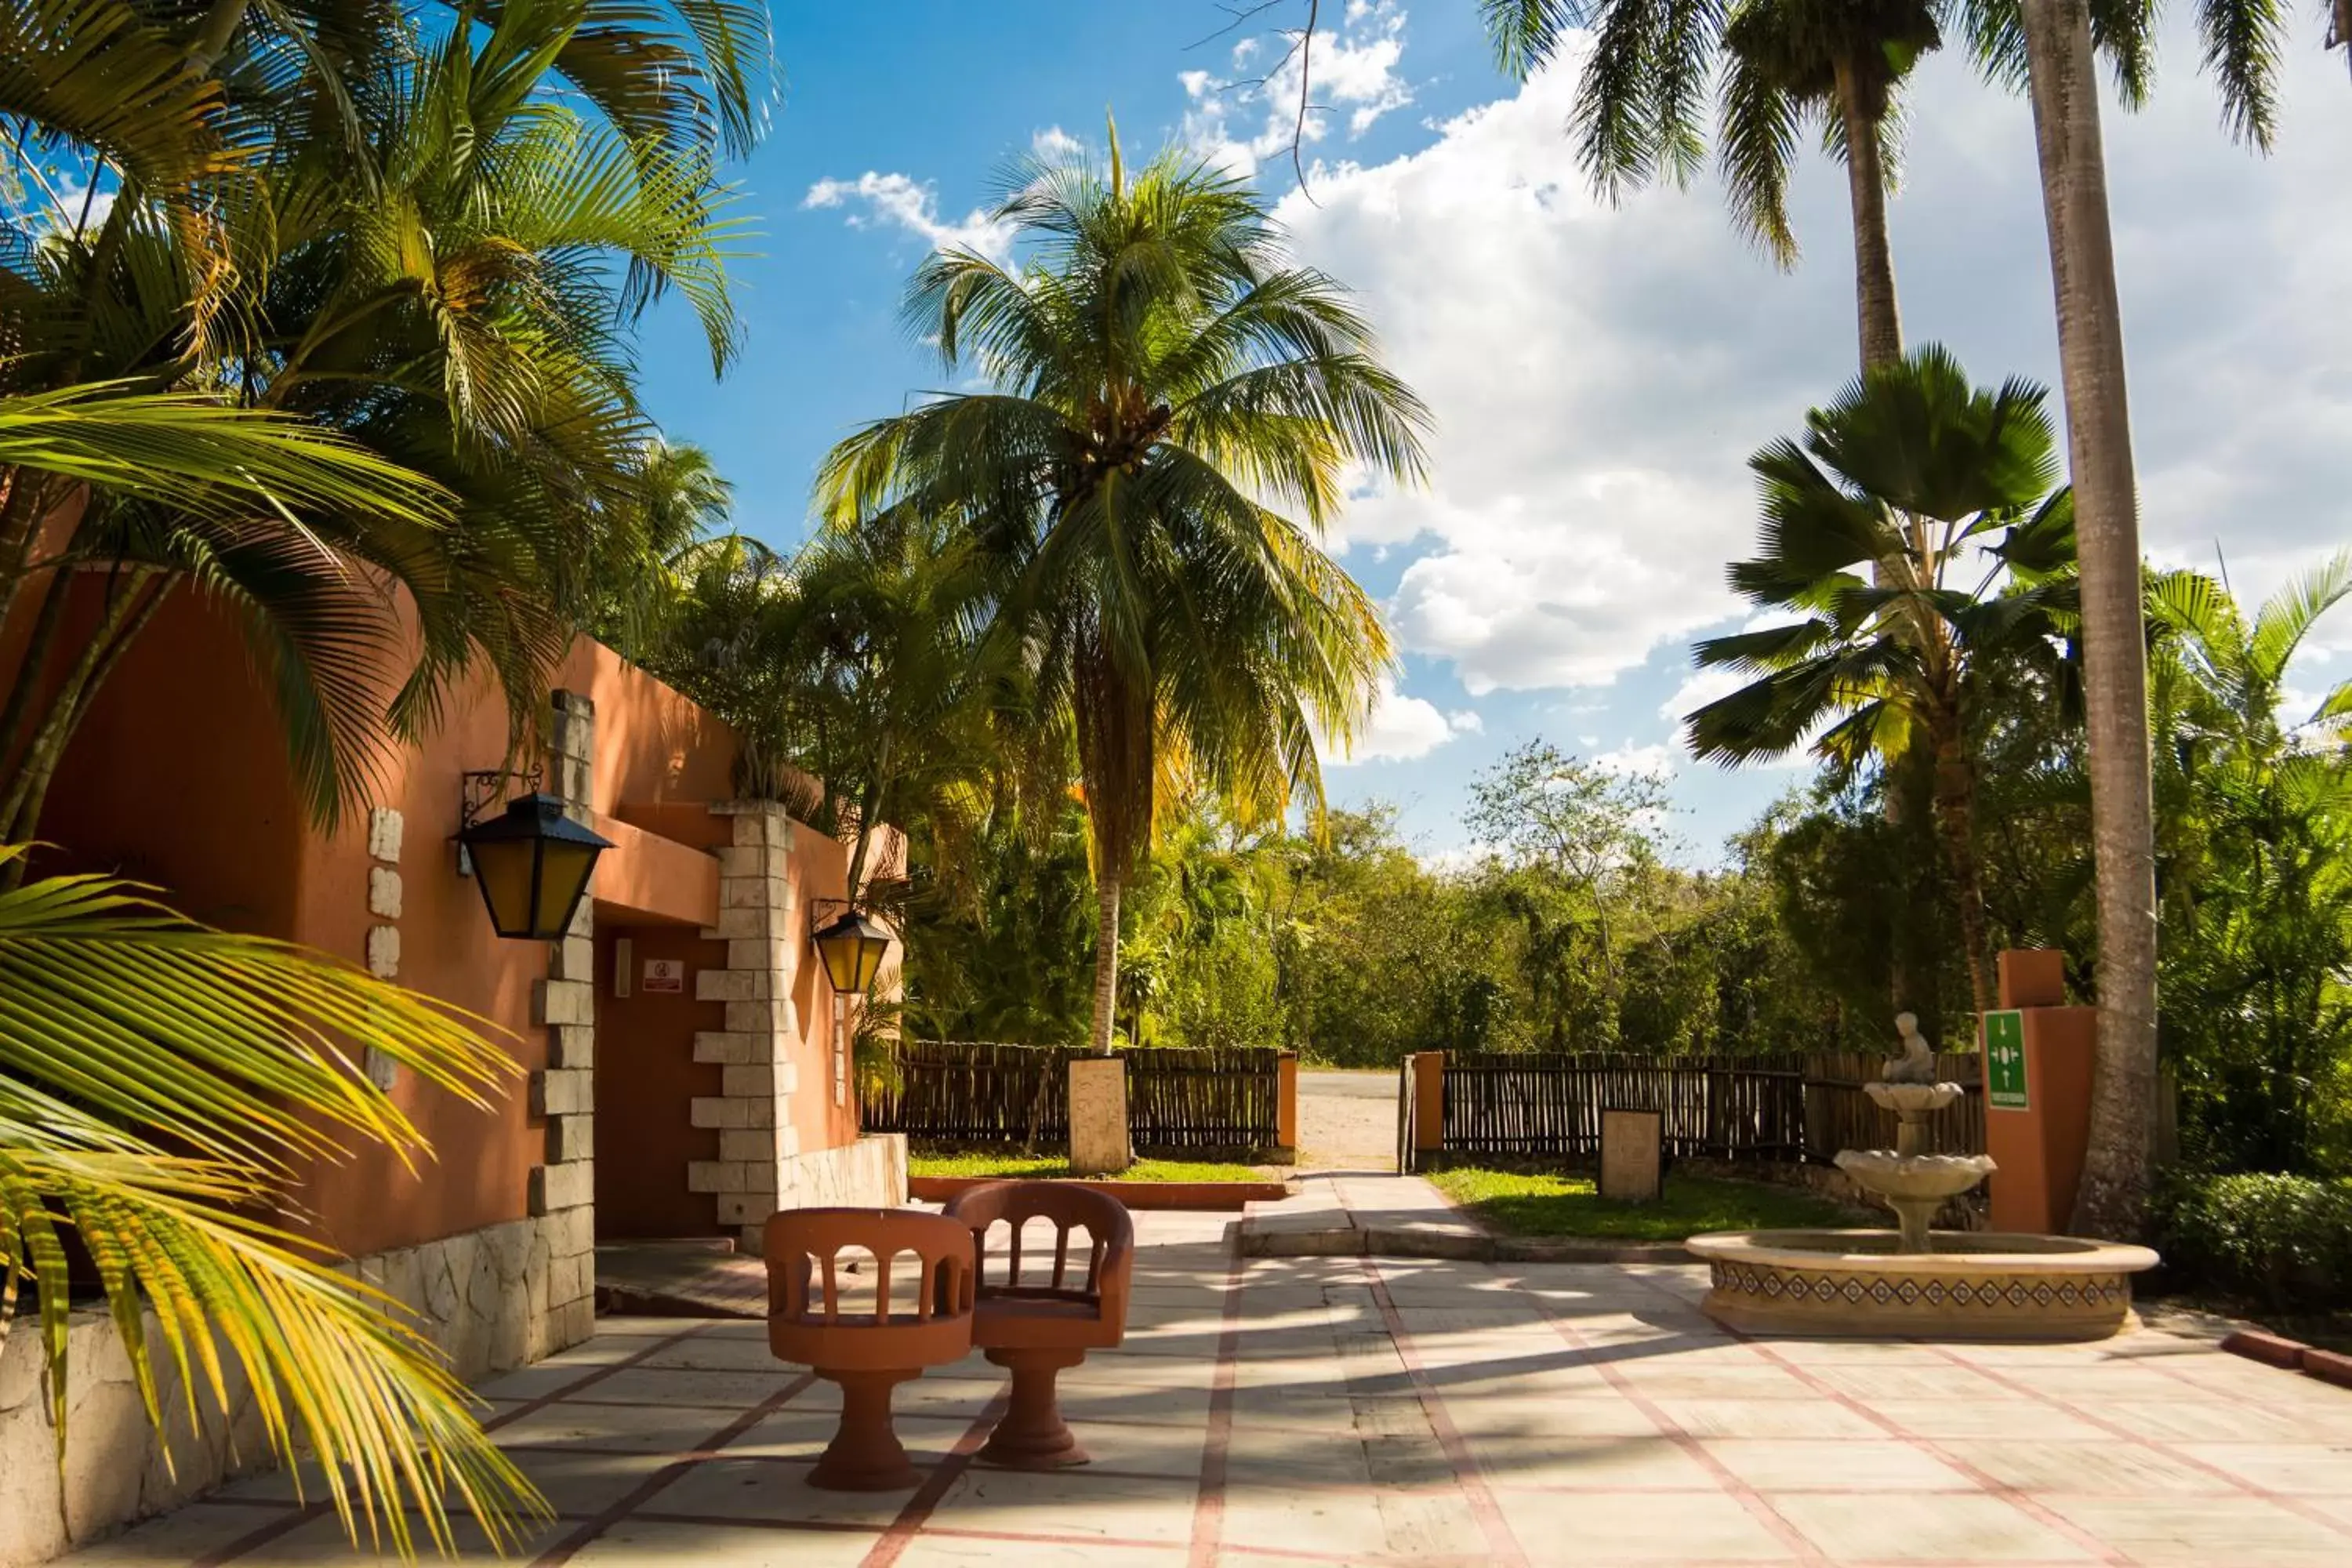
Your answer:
2008,0 -> 2159,1237
0,0 -> 745,842
1480,0 -> 1941,372
1683,347 -> 2079,1016
0,848 -> 540,1554
817,131 -> 1429,1057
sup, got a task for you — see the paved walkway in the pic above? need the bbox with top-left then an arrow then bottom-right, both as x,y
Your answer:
61,1178 -> 2352,1566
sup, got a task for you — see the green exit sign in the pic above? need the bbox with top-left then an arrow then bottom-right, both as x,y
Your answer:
1984,1010 -> 2029,1110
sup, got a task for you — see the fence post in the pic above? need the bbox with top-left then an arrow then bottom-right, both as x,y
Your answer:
1275,1053 -> 1299,1165
1413,1051 -> 1446,1160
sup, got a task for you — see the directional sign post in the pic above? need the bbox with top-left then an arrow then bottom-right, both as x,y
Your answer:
1984,1010 -> 2029,1111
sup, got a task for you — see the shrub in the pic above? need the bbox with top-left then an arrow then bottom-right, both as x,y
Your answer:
2151,1171 -> 2352,1316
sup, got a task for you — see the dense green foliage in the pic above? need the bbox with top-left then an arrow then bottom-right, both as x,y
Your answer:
2151,1171 -> 2352,1320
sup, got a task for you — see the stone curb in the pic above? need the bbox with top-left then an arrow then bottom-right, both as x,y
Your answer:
1236,1223 -> 1689,1264
909,1174 -> 1293,1212
2220,1327 -> 2352,1390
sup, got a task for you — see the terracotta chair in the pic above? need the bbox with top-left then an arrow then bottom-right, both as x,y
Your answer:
763,1207 -> 976,1491
940,1180 -> 1135,1469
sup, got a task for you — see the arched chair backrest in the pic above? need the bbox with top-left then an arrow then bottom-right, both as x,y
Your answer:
764,1207 -> 976,1329
939,1180 -> 1134,1322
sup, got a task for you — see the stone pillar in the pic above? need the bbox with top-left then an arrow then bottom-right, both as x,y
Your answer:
687,801 -> 799,1254
524,689 -> 597,1350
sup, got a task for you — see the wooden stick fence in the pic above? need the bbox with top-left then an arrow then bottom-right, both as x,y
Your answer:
1438,1051 -> 1985,1163
863,1040 -> 1283,1152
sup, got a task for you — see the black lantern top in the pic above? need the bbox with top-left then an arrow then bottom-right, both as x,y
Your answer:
458,793 -> 612,941
812,907 -> 893,994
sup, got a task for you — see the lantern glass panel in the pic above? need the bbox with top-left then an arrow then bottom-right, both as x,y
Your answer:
472,840 -> 541,938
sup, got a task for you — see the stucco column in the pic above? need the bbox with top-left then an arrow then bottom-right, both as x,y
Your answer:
687,800 -> 799,1254
524,689 -> 597,1348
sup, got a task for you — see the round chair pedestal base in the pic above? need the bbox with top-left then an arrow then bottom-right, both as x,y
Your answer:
807,1369 -> 924,1491
978,1346 -> 1091,1470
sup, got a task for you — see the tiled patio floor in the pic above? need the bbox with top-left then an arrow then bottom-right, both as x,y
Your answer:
60,1178 -> 2352,1566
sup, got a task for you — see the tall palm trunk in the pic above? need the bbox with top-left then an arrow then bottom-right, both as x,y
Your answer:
1929,717 -> 1994,1018
1833,54 -> 1913,1022
1832,56 -> 1903,374
1090,873 -> 1121,1054
2021,0 -> 2161,1239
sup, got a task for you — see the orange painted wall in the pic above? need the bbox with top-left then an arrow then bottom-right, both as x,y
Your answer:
38,589 -> 305,938
594,923 -> 728,1239
26,583 -> 896,1260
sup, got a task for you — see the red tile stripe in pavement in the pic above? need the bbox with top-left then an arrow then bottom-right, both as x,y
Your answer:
1358,1256 -> 1532,1568
528,1370 -> 818,1566
1930,1341 -> 2352,1544
1612,1272 -> 2130,1566
858,1386 -> 1011,1568
183,1323 -> 715,1567
1518,1274 -> 1831,1566
1186,1254 -> 1247,1568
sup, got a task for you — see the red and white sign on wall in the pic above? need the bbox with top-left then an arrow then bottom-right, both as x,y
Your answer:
641,958 -> 685,993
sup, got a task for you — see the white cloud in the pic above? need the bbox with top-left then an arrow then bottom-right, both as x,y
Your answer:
1320,674 -> 1465,764
1594,742 -> 1676,779
803,172 -> 1014,262
1179,2 -> 1415,180
1270,20 -> 2352,712
1446,708 -> 1483,734
1031,125 -> 1083,159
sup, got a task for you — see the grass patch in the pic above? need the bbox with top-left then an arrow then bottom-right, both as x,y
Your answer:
909,1150 -> 1273,1184
1428,1167 -> 1860,1241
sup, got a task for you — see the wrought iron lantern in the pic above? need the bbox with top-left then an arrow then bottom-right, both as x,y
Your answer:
812,907 -> 894,994
457,791 -> 611,941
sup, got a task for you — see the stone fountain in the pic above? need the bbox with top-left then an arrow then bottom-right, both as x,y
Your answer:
1833,1013 -> 1998,1252
1684,1013 -> 2158,1340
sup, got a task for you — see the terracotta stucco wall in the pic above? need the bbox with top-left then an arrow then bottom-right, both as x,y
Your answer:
36,589 -> 304,938
30,583 -> 899,1260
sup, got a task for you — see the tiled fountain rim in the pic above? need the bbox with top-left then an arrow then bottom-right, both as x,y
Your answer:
1686,1228 -> 2161,1275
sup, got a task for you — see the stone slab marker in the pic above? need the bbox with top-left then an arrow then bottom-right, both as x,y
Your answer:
1068,1058 -> 1131,1175
1599,1109 -> 1663,1203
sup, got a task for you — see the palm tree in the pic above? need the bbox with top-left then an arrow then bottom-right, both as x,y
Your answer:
0,848 -> 540,1554
818,130 -> 1429,1056
1479,0 -> 1941,372
0,2 -> 746,841
2012,0 -> 2160,1237
1683,347 -> 2079,1017
2148,551 -> 2352,1173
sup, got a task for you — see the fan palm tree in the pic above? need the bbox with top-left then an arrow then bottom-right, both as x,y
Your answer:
1683,347 -> 2078,1016
817,130 -> 1429,1057
0,848 -> 540,1555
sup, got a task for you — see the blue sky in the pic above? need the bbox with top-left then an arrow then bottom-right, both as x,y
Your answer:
636,3 -> 2352,869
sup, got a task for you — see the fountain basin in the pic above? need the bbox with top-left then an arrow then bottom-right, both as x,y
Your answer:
1685,1229 -> 2161,1341
1833,1150 -> 1998,1201
1862,1080 -> 1965,1116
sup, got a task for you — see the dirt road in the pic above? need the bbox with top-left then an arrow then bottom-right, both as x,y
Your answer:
1295,1068 -> 1398,1171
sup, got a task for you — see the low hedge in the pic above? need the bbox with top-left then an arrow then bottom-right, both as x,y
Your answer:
2150,1171 -> 2352,1316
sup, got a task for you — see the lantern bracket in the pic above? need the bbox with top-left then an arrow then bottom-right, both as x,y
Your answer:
457,764 -> 543,875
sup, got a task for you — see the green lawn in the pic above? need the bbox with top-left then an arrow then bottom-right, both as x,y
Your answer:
909,1150 -> 1274,1184
1428,1167 -> 1860,1241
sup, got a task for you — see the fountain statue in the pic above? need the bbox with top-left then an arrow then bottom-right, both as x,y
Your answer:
1831,1013 -> 1998,1252
1682,1010 -> 2158,1339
